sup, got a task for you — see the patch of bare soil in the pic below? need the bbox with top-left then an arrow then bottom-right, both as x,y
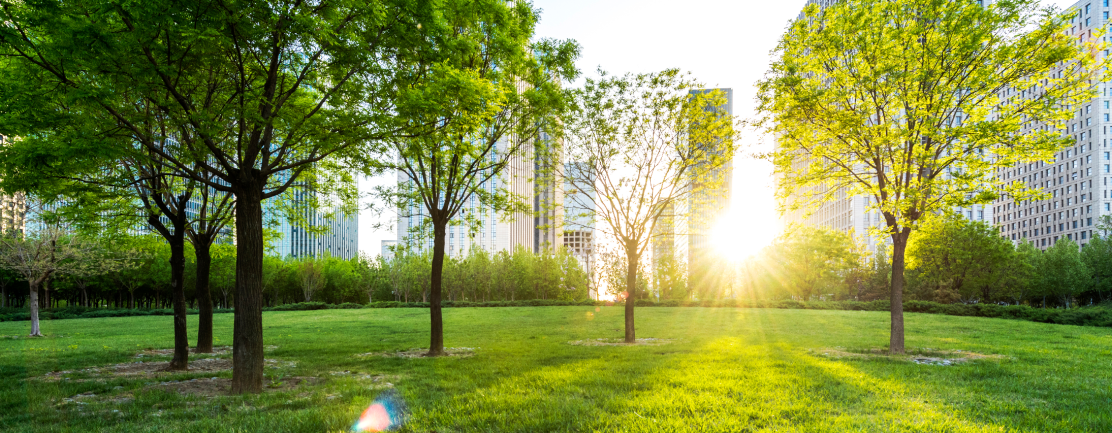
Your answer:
811,347 -> 1004,365
134,345 -> 277,359
356,347 -> 476,358
568,338 -> 674,346
328,371 -> 403,389
58,376 -> 323,406
39,358 -> 296,382
150,376 -> 321,397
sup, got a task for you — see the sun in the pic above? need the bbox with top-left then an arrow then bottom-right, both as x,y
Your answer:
708,206 -> 778,262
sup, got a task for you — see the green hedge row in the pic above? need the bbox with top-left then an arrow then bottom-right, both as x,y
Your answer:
3,299 -> 1111,328
0,306 -> 235,323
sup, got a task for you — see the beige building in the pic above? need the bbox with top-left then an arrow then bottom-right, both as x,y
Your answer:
0,136 -> 26,234
0,191 -> 24,234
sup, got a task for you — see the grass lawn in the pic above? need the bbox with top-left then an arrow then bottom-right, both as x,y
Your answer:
1,306 -> 1110,432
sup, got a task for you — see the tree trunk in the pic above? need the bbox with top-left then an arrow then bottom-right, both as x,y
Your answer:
889,229 -> 910,355
624,247 -> 638,344
43,279 -> 50,310
194,241 -> 215,353
168,225 -> 190,370
427,221 -> 447,356
128,291 -> 135,309
231,188 -> 265,394
28,279 -> 44,337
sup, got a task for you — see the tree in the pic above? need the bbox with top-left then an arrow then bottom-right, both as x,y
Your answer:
1004,241 -> 1039,305
186,174 -> 235,353
907,213 -> 1013,303
564,70 -> 736,343
1037,238 -> 1090,307
757,0 -> 1100,353
108,237 -> 159,310
766,226 -> 857,301
0,237 -> 20,308
0,0 -> 451,393
370,2 -> 577,355
296,258 -> 325,302
653,252 -> 688,301
62,238 -> 127,308
1082,234 -> 1112,303
0,225 -> 95,336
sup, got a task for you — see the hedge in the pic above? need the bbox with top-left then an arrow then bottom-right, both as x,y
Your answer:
2,299 -> 1111,328
0,306 -> 235,323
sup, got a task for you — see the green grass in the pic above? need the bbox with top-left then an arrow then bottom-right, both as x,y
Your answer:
1,306 -> 1110,432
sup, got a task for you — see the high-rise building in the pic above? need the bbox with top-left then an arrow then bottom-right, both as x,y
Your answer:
652,88 -> 733,292
534,130 -> 564,253
0,192 -> 24,235
267,183 -> 359,260
381,240 -> 397,260
0,135 -> 26,234
563,161 -> 596,293
780,1 -> 994,251
996,0 -> 1106,249
397,134 -> 537,257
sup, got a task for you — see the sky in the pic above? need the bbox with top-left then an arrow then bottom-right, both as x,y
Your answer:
357,0 -> 1080,259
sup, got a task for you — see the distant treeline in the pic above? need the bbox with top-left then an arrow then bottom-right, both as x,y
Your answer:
4,299 -> 1111,329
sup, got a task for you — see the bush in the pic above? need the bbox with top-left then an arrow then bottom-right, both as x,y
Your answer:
265,302 -> 329,311
4,298 -> 1112,329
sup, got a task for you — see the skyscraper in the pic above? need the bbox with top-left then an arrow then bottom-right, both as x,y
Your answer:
779,0 -> 995,252
396,133 -> 537,257
651,88 -> 734,295
0,135 -> 26,234
563,161 -> 596,293
996,0 -> 1107,249
266,183 -> 359,260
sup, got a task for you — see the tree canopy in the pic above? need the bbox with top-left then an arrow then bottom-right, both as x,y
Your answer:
758,0 -> 1103,353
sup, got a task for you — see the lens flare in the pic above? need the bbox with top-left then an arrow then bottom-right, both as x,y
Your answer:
352,389 -> 406,432
585,311 -> 595,320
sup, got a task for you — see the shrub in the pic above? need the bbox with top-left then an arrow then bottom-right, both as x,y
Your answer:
265,302 -> 328,311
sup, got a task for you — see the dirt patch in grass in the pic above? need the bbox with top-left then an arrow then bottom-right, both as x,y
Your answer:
134,345 -> 277,359
149,376 -> 321,397
811,347 -> 1004,365
568,338 -> 674,346
356,347 -> 476,358
39,358 -> 296,382
59,376 -> 324,405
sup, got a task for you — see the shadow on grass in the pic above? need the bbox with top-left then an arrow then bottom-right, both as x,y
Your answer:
401,337 -> 1021,433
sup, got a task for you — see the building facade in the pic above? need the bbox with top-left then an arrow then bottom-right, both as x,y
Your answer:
0,135 -> 25,234
651,88 -> 733,291
267,183 -> 359,260
995,0 -> 1109,249
563,161 -> 597,292
396,134 -> 538,258
780,0 -> 994,252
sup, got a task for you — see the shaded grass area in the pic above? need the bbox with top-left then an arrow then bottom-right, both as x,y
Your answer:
0,307 -> 1110,432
